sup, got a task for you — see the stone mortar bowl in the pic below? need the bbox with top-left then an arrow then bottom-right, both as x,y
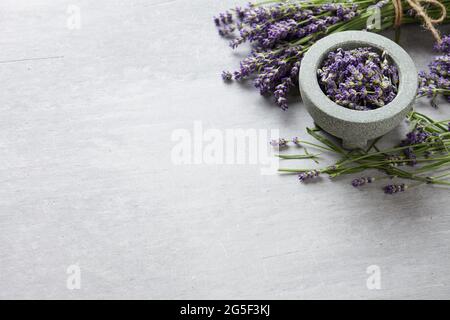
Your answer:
299,31 -> 418,149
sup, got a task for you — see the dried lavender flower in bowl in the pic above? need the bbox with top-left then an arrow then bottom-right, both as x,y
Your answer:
318,47 -> 399,111
299,31 -> 417,149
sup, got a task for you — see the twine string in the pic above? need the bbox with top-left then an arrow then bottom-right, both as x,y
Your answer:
392,0 -> 447,43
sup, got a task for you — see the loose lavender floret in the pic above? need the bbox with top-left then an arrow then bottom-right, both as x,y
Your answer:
383,183 -> 407,194
222,71 -> 233,81
292,137 -> 301,145
298,170 -> 320,182
270,138 -> 288,147
351,177 -> 375,187
399,126 -> 430,166
318,47 -> 399,110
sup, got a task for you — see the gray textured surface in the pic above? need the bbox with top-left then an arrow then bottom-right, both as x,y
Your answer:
1,0 -> 450,299
299,31 -> 418,149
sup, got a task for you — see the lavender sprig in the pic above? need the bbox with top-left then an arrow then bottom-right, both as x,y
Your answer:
278,111 -> 450,194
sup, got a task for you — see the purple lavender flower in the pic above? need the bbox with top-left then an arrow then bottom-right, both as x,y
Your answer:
265,19 -> 299,47
251,47 -> 303,109
234,6 -> 246,21
402,126 -> 430,145
298,170 -> 320,182
218,25 -> 236,37
434,35 -> 450,54
274,77 -> 293,110
220,11 -> 233,25
292,137 -> 301,145
383,183 -> 407,194
399,126 -> 430,166
318,47 -> 399,110
351,177 -> 375,187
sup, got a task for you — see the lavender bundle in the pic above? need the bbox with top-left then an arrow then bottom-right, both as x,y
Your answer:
215,0 -> 450,109
277,111 -> 450,194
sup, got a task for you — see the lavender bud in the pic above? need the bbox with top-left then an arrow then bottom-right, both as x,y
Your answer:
298,170 -> 320,182
222,71 -> 233,81
383,183 -> 407,194
351,177 -> 375,187
292,137 -> 301,145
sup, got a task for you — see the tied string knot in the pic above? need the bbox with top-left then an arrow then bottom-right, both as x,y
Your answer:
392,0 -> 447,43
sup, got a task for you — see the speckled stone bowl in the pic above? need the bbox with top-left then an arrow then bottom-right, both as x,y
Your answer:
299,31 -> 418,149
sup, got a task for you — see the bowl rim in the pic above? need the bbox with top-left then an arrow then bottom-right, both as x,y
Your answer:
299,31 -> 418,124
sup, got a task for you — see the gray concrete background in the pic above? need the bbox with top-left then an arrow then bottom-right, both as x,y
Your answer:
1,0 -> 450,299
